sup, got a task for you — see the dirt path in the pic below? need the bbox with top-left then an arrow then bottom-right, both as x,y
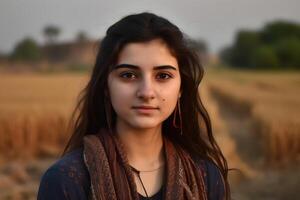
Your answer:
208,85 -> 299,200
209,87 -> 264,168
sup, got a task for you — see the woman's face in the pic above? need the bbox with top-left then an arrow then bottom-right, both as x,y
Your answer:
107,38 -> 181,130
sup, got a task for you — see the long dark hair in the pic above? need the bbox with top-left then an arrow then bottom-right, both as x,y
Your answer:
64,12 -> 230,199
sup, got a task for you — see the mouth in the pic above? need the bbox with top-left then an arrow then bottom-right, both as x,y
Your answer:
132,106 -> 159,114
132,106 -> 159,109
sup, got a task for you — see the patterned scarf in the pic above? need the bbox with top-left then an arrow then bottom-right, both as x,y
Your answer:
83,129 -> 207,200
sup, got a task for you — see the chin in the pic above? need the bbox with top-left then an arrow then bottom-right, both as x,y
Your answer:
128,119 -> 162,130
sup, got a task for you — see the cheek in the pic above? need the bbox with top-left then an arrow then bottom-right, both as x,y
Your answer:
160,82 -> 181,111
108,81 -> 135,111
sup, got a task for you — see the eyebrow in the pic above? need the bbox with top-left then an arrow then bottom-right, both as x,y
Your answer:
113,64 -> 178,71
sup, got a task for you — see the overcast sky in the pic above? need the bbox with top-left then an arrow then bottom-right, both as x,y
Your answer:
0,0 -> 299,54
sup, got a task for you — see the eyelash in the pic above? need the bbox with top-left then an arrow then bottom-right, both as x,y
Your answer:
119,72 -> 137,79
119,72 -> 173,80
156,73 -> 173,80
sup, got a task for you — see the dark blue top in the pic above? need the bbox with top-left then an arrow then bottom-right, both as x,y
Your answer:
37,148 -> 224,200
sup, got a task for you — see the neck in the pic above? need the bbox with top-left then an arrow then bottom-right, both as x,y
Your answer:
115,122 -> 165,170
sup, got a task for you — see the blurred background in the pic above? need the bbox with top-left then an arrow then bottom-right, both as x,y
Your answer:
0,0 -> 299,199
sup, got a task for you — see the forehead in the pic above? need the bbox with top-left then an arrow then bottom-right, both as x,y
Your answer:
116,39 -> 178,69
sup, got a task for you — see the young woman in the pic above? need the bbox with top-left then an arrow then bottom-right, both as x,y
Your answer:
38,12 -> 230,200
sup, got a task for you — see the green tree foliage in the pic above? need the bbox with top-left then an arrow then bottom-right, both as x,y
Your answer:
261,21 -> 300,44
220,20 -> 300,69
43,25 -> 60,44
231,30 -> 261,68
275,37 -> 300,68
219,46 -> 234,65
11,37 -> 41,61
253,46 -> 279,68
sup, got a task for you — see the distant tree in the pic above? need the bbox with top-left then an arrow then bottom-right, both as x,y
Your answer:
76,31 -> 89,42
11,37 -> 41,61
231,30 -> 261,68
219,20 -> 300,69
186,38 -> 208,53
275,37 -> 300,68
43,25 -> 61,44
252,45 -> 279,68
185,38 -> 209,65
220,46 -> 234,65
261,21 -> 300,44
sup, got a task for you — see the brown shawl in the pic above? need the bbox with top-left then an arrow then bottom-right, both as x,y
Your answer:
83,129 -> 207,200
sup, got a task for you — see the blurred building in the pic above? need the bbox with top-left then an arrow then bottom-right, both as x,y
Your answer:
41,39 -> 99,65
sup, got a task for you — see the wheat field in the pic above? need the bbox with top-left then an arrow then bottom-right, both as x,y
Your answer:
0,69 -> 299,199
0,70 -> 299,164
205,68 -> 300,166
0,73 -> 88,160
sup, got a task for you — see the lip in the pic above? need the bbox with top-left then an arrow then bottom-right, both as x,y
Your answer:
132,106 -> 159,114
132,106 -> 159,109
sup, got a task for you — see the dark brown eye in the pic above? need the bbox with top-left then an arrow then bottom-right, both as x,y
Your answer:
156,73 -> 172,80
119,72 -> 137,79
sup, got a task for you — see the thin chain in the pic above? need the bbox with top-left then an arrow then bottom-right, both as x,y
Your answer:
130,164 -> 164,198
130,164 -> 164,172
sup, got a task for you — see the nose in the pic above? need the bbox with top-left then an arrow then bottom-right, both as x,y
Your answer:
136,77 -> 155,100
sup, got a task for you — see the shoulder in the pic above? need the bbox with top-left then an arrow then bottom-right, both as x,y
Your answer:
194,158 -> 225,200
37,148 -> 90,200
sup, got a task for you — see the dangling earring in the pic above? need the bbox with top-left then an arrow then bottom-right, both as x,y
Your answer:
173,97 -> 183,135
